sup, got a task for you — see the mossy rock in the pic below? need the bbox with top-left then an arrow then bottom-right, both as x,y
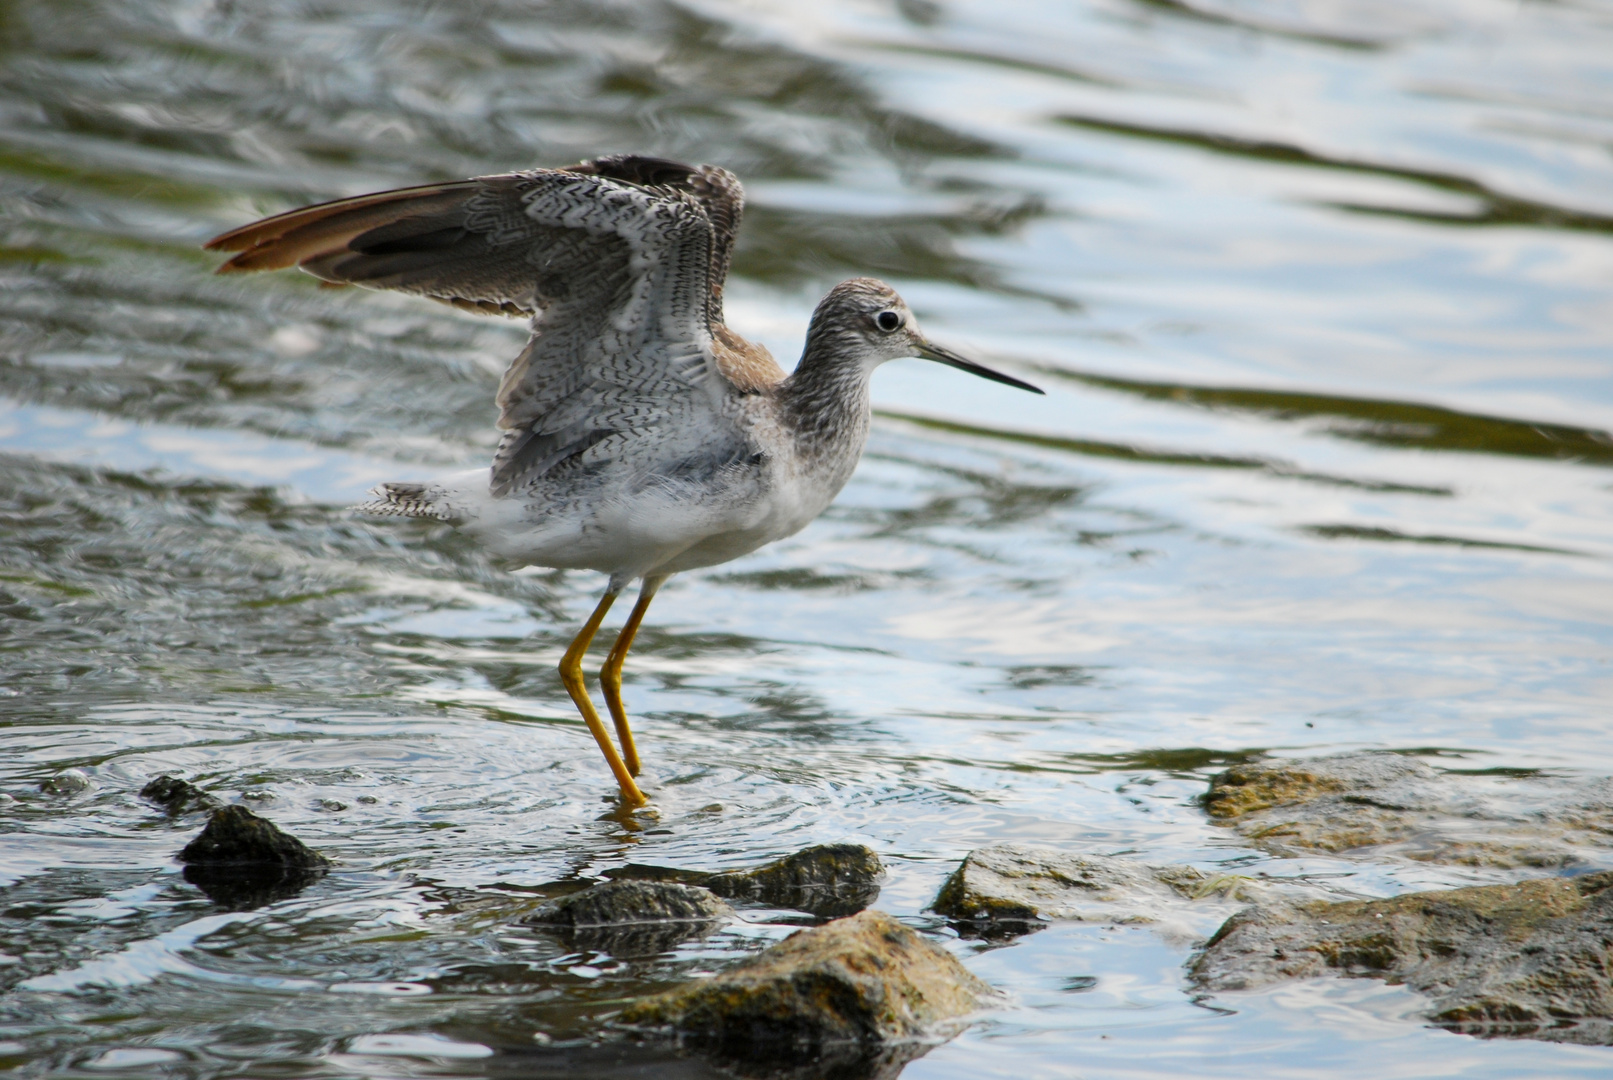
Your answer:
607,843 -> 884,918
1194,871 -> 1613,1043
1204,753 -> 1613,868
932,843 -> 1235,941
619,909 -> 994,1054
523,880 -> 732,957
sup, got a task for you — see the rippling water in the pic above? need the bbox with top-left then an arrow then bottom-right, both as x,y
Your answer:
3,0 -> 1613,1075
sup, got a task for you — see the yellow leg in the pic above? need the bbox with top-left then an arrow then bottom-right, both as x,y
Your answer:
600,576 -> 665,778
559,590 -> 647,807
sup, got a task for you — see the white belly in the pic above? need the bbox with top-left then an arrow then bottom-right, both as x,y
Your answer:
421,410 -> 863,584
442,460 -> 834,581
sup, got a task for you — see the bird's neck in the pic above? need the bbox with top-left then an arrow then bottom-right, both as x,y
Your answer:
778,330 -> 875,477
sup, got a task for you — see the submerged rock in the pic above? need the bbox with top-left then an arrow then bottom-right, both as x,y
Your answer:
1205,752 -> 1613,868
179,804 -> 329,910
524,880 -> 732,956
40,769 -> 92,797
140,775 -> 223,815
606,843 -> 884,918
1194,871 -> 1613,1043
933,843 -> 1242,940
619,909 -> 993,1067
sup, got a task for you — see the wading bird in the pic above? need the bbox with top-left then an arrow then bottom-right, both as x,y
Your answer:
206,155 -> 1042,806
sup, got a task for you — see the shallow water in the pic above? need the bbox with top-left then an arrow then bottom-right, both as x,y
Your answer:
3,0 -> 1613,1075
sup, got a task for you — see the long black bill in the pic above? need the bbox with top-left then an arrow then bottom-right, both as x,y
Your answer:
915,341 -> 1044,395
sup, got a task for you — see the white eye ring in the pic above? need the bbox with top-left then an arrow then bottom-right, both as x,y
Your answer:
875,310 -> 902,332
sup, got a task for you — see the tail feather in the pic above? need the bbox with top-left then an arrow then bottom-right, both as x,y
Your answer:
352,481 -> 459,521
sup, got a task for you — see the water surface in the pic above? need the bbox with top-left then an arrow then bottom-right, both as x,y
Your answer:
3,0 -> 1613,1075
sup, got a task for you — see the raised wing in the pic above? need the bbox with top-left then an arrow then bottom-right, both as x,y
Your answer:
206,157 -> 779,496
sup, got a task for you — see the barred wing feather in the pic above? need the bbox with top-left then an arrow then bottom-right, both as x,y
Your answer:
206,159 -> 754,497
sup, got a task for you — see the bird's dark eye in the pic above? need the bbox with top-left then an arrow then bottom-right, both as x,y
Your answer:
875,310 -> 902,332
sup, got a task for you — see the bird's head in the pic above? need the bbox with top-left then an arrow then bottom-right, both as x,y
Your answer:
807,277 -> 1043,394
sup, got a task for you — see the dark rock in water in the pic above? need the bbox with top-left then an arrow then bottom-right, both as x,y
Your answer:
933,843 -> 1243,941
181,804 -> 330,867
140,775 -> 223,815
1204,752 -> 1613,868
178,804 -> 329,910
706,844 -> 883,918
1194,871 -> 1613,1044
530,880 -> 732,927
607,843 -> 884,918
619,909 -> 994,1071
524,880 -> 732,956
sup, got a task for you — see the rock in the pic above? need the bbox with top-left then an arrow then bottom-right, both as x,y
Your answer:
1193,871 -> 1613,1043
180,804 -> 329,867
932,842 -> 1244,940
140,775 -> 223,815
619,909 -> 994,1066
606,843 -> 884,918
40,769 -> 92,797
529,880 -> 732,927
1205,752 -> 1613,868
524,881 -> 732,956
178,804 -> 329,910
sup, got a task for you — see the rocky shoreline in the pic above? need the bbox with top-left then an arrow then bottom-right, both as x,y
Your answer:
136,750 -> 1613,1071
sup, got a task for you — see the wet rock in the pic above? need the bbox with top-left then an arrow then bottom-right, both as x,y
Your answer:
180,804 -> 329,867
1194,871 -> 1613,1043
524,880 -> 732,956
607,843 -> 884,918
933,843 -> 1241,940
40,768 -> 92,797
619,909 -> 994,1069
140,775 -> 223,815
1204,752 -> 1613,868
178,804 -> 330,910
703,844 -> 883,918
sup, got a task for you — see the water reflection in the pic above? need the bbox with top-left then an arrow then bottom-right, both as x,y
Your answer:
1060,113 -> 1613,234
3,0 -> 1613,1074
1052,368 -> 1613,465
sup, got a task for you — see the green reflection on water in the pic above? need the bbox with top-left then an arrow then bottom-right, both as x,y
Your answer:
1053,370 -> 1613,466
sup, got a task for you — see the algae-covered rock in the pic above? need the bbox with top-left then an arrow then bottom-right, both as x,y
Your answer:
607,843 -> 884,918
1205,752 -> 1613,868
619,909 -> 994,1060
1194,871 -> 1613,1043
179,804 -> 329,910
524,880 -> 732,956
141,775 -> 223,815
932,843 -> 1244,940
705,844 -> 883,917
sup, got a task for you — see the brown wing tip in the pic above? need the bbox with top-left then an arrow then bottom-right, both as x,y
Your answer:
204,219 -> 284,253
200,181 -> 475,264
210,247 -> 300,273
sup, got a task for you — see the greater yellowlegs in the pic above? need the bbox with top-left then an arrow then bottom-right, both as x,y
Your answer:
206,155 -> 1042,806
